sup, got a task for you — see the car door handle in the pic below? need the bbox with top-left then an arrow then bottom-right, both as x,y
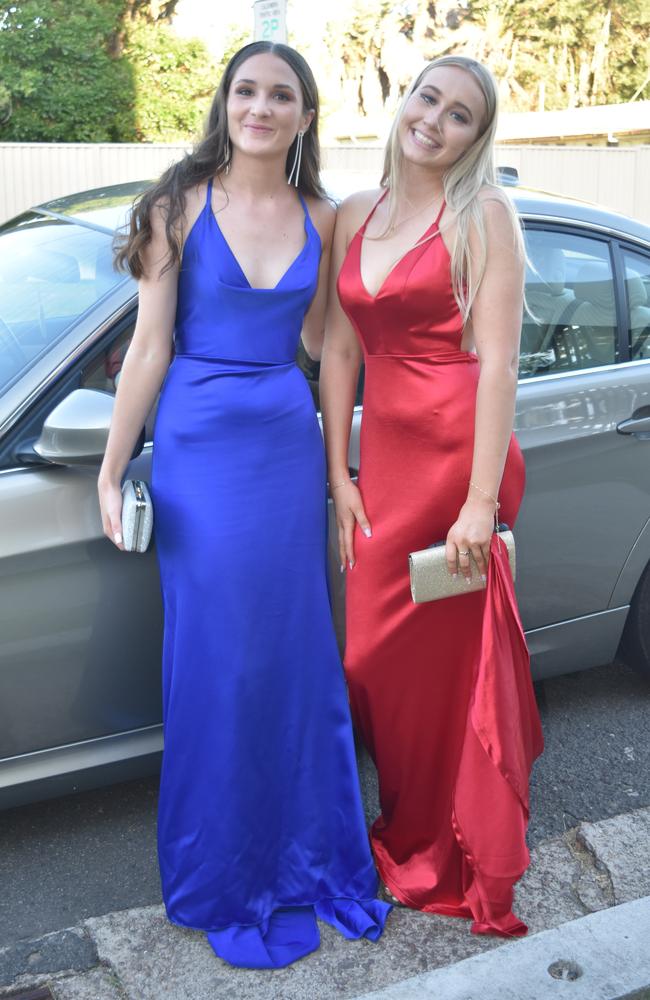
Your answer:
617,409 -> 650,437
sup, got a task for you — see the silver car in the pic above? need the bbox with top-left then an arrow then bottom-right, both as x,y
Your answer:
1,179 -> 650,809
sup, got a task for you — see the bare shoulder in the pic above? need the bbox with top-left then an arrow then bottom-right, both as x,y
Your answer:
143,185 -> 201,280
304,194 -> 336,247
184,180 -> 207,213
335,187 -> 383,240
147,182 -> 203,242
476,185 -> 517,229
467,185 -> 522,261
181,181 -> 207,236
148,194 -> 170,236
339,187 -> 382,222
142,196 -> 174,273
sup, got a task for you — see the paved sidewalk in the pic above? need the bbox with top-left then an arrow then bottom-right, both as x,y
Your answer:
1,806 -> 649,1000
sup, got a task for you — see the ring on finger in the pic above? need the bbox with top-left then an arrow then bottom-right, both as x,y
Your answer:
458,549 -> 470,557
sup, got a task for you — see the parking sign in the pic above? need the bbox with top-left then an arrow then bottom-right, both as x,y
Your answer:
254,0 -> 287,43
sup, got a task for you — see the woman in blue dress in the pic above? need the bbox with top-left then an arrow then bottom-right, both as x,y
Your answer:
97,42 -> 390,969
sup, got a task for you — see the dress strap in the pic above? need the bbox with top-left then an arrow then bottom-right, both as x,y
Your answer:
297,190 -> 311,223
297,191 -> 320,248
206,177 -> 213,206
360,190 -> 389,235
433,197 -> 446,229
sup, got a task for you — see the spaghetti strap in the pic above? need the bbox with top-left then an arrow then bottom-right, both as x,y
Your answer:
433,197 -> 446,228
297,190 -> 313,230
360,190 -> 389,235
206,177 -> 213,205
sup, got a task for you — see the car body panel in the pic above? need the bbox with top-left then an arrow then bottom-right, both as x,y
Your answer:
513,361 -> 650,628
0,725 -> 162,810
1,179 -> 650,808
0,448 -> 162,763
523,606 -> 628,680
610,514 -> 650,607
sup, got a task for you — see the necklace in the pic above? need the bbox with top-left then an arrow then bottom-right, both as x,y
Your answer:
385,192 -> 444,234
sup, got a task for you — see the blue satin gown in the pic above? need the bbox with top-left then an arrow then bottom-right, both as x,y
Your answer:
150,179 -> 390,968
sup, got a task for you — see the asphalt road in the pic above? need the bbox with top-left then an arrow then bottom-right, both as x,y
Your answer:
1,660 -> 648,950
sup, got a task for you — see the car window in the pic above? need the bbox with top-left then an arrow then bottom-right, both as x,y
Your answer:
520,229 -> 618,379
623,249 -> 650,360
81,324 -> 134,395
80,321 -> 157,440
0,213 -> 126,398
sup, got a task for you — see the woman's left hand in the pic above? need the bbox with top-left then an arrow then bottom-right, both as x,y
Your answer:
445,498 -> 495,581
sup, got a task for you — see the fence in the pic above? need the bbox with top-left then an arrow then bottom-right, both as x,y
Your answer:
1,142 -> 650,225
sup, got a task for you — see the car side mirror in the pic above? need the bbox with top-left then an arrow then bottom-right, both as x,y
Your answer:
33,388 -> 124,466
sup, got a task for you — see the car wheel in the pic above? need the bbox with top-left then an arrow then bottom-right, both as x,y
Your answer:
620,561 -> 650,679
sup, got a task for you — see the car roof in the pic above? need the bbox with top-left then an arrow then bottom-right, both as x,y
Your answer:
508,186 -> 650,243
35,177 -> 650,246
35,181 -> 153,234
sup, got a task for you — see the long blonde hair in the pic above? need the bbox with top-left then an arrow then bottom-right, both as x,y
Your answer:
381,55 -> 524,323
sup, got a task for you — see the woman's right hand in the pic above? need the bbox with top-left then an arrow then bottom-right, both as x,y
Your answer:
98,476 -> 125,550
332,480 -> 372,570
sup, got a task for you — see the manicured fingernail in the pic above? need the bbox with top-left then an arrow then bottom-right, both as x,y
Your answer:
340,564 -> 345,573
349,560 -> 354,569
465,576 -> 472,585
363,528 -> 372,538
452,572 -> 458,578
481,574 -> 487,583
114,532 -> 122,544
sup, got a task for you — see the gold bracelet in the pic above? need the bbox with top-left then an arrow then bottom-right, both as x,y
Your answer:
330,480 -> 350,491
469,480 -> 501,508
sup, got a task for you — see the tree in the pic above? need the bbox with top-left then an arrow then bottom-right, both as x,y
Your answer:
464,0 -> 650,111
0,0 -> 134,140
0,0 -> 223,142
315,0 -> 649,121
122,19 -> 217,141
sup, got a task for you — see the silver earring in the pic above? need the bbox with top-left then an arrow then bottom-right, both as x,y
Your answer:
287,130 -> 304,187
225,137 -> 231,175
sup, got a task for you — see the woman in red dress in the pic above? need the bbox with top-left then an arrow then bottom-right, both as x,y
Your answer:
320,56 -> 544,937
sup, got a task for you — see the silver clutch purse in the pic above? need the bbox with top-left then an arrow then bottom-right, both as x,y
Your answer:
121,479 -> 153,553
409,528 -> 516,603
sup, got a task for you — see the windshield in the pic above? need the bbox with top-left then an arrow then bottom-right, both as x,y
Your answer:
0,213 -> 127,397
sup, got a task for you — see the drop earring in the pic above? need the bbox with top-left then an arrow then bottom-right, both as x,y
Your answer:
287,130 -> 305,187
225,137 -> 231,175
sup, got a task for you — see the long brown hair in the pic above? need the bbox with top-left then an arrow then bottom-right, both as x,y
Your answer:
114,42 -> 326,278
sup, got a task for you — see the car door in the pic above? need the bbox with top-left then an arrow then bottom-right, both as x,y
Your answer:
514,221 -> 650,676
332,218 -> 650,678
0,307 -> 163,805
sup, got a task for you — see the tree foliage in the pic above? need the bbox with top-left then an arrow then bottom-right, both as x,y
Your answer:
322,0 -> 650,117
0,0 -> 133,140
465,0 -> 650,110
122,20 -> 217,141
0,0 -> 219,141
0,0 -> 647,142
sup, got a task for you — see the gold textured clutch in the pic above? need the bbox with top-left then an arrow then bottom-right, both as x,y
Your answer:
409,529 -> 516,604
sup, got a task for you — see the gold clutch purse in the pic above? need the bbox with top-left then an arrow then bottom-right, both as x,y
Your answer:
409,528 -> 516,604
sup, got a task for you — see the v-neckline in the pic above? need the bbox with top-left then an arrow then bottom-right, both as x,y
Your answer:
357,192 -> 446,301
208,189 -> 311,292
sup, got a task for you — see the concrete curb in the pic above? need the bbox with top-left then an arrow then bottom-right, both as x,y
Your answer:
1,805 -> 649,1000
351,895 -> 650,1000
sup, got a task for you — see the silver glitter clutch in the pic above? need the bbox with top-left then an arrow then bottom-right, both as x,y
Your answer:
409,528 -> 516,603
121,479 -> 153,553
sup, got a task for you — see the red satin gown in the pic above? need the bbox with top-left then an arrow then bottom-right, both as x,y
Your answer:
337,193 -> 544,937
